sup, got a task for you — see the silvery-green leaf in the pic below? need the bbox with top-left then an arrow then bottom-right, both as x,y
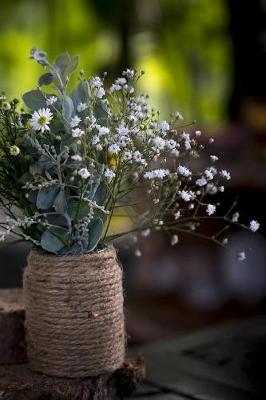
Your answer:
94,183 -> 107,206
69,199 -> 90,220
22,90 -> 47,110
40,227 -> 68,254
54,190 -> 67,213
71,81 -> 87,109
36,185 -> 60,210
87,218 -> 103,251
62,95 -> 74,121
54,52 -> 71,73
38,72 -> 54,86
65,55 -> 79,75
94,99 -> 108,125
46,214 -> 71,228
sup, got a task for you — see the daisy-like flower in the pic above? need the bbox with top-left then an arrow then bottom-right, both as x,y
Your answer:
250,220 -> 260,232
46,96 -> 57,106
72,128 -> 85,138
78,168 -> 90,179
30,108 -> 53,133
70,115 -> 81,128
10,145 -> 20,156
206,204 -> 216,216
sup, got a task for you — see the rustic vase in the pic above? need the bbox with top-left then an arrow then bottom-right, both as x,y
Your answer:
23,246 -> 125,378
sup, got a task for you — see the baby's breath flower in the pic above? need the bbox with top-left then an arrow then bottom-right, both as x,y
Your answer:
177,165 -> 192,177
250,220 -> 260,232
104,168 -> 116,180
210,155 -> 218,162
78,168 -> 90,179
71,155 -> 82,162
206,204 -> 216,216
46,96 -> 57,106
220,170 -> 231,180
77,102 -> 87,112
196,177 -> 207,187
109,144 -> 121,154
232,212 -> 240,222
237,251 -> 246,262
70,115 -> 81,128
180,190 -> 193,202
72,128 -> 84,138
144,169 -> 169,180
171,234 -> 179,245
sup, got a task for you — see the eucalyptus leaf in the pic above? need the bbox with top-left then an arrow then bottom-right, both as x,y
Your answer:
36,185 -> 60,210
40,227 -> 68,254
22,90 -> 47,110
87,218 -> 104,251
71,81 -> 88,109
54,52 -> 71,73
62,95 -> 74,121
65,55 -> 79,76
38,72 -> 54,86
54,190 -> 67,213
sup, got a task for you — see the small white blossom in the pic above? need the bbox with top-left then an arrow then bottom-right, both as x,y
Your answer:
206,204 -> 216,216
250,220 -> 260,232
174,211 -> 181,220
177,165 -> 192,177
77,102 -> 87,112
158,120 -> 170,131
134,248 -> 142,257
153,137 -> 165,150
70,115 -> 81,128
180,190 -> 193,202
117,125 -> 129,136
219,186 -> 225,192
97,125 -> 110,136
220,170 -> 231,180
144,169 -> 170,180
141,228 -> 151,237
78,168 -> 90,179
30,108 -> 53,133
196,177 -> 207,187
204,168 -> 214,181
195,130 -> 202,137
222,238 -> 228,245
232,212 -> 240,222
96,87 -> 105,98
71,155 -> 82,162
104,168 -> 116,180
46,96 -> 57,105
171,235 -> 179,246
237,251 -> 246,262
10,145 -> 20,156
109,144 -> 121,154
209,137 -> 214,144
210,155 -> 218,162
72,128 -> 85,138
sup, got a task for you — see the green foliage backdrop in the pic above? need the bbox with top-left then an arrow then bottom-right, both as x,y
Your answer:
0,0 -> 231,126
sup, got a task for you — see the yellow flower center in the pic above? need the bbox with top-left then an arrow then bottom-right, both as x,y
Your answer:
38,116 -> 47,126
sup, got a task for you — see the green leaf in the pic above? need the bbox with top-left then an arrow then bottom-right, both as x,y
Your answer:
22,90 -> 47,110
69,199 -> 90,220
87,218 -> 104,251
71,81 -> 87,109
40,227 -> 68,254
54,190 -> 67,214
38,72 -> 54,86
65,55 -> 79,76
62,95 -> 74,121
94,99 -> 108,125
54,52 -> 71,73
36,185 -> 60,210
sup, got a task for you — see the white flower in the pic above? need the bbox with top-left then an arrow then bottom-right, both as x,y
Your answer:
30,108 -> 53,133
144,169 -> 169,180
123,69 -> 135,78
92,135 -> 99,145
206,204 -> 216,216
219,186 -> 225,192
134,248 -> 142,257
96,87 -> 105,98
10,145 -> 20,156
104,168 -> 116,180
110,84 -> 122,92
209,137 -> 214,143
158,120 -> 170,131
177,165 -> 191,177
195,130 -> 202,136
180,190 -> 192,202
196,177 -> 207,187
237,251 -> 246,262
166,139 -> 176,149
72,128 -> 85,138
204,168 -> 214,181
109,144 -> 121,154
90,77 -> 102,88
70,115 -> 81,128
96,125 -> 109,136
71,155 -> 82,162
117,125 -> 129,136
141,228 -> 151,237
222,238 -> 228,245
220,170 -> 231,180
171,235 -> 179,246
174,211 -> 181,220
250,220 -> 260,232
116,77 -> 127,86
46,96 -> 57,105
153,137 -> 165,150
78,168 -> 90,179
210,155 -> 218,162
77,102 -> 87,112
122,151 -> 132,161
232,212 -> 240,222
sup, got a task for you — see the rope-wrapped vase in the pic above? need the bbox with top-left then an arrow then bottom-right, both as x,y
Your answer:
23,246 -> 125,378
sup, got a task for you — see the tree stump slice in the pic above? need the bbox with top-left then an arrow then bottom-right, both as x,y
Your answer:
0,289 -> 26,364
0,357 -> 145,400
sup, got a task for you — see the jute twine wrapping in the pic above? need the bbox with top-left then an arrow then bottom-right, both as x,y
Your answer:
23,246 -> 125,378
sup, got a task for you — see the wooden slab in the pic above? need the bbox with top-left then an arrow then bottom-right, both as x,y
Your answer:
0,289 -> 26,364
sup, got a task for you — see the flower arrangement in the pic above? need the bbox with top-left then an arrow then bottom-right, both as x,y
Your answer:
0,48 -> 259,257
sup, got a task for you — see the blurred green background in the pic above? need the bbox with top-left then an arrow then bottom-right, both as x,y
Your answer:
0,0 -> 231,126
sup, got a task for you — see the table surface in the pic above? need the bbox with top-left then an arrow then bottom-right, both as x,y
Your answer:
126,316 -> 266,399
